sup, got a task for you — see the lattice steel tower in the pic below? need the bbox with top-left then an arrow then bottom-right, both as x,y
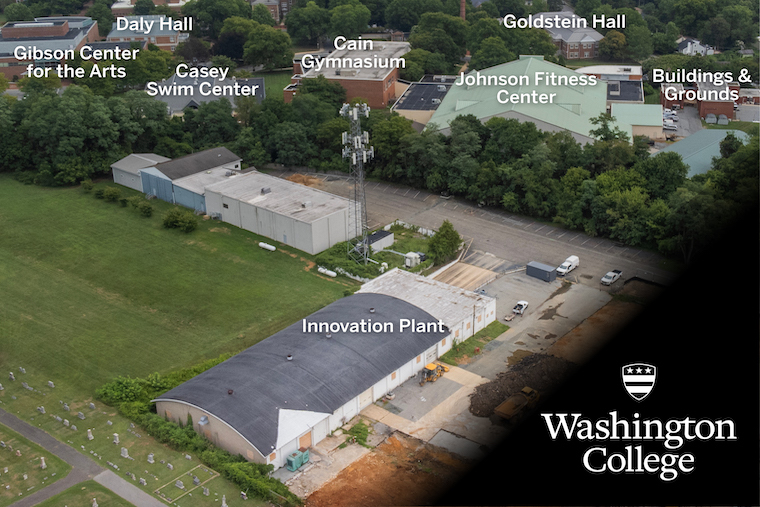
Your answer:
340,103 -> 374,264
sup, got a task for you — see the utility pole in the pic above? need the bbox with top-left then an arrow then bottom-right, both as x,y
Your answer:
340,102 -> 374,264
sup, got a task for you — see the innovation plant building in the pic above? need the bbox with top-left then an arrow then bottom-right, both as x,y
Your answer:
153,269 -> 496,470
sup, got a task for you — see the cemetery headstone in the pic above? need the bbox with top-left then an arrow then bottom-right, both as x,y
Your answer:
8,373 -> 14,381
87,429 -> 94,441
63,419 -> 69,427
222,494 -> 228,507
71,425 -> 77,431
113,433 -> 119,444
193,476 -> 200,486
40,457 -> 46,470
175,480 -> 184,490
0,383 -> 4,390
140,478 -> 147,486
107,420 -> 113,426
47,381 -> 55,388
167,463 -> 173,471
19,367 -> 25,374
89,403 -> 96,409
77,412 -> 85,420
203,487 -> 209,496
37,406 -> 45,414
63,404 -> 70,412
147,453 -> 154,464
120,447 -> 129,459
185,454 -> 192,460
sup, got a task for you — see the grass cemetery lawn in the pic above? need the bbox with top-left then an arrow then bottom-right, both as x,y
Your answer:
0,176 -> 356,504
35,481 -> 135,507
0,425 -> 71,507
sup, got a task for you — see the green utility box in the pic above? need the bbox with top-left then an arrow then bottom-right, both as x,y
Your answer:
286,449 -> 309,471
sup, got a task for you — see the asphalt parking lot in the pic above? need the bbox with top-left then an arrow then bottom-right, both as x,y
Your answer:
668,104 -> 702,137
736,103 -> 760,122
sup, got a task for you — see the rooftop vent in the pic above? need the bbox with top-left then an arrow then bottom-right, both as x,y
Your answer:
199,415 -> 209,426
227,389 -> 233,395
437,85 -> 446,92
325,332 -> 332,339
261,187 -> 271,195
369,308 -> 375,313
287,354 -> 293,361
301,201 -> 312,208
431,98 -> 441,105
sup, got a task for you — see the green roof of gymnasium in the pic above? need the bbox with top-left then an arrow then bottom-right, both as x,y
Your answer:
657,129 -> 750,178
426,56 -> 608,139
611,103 -> 663,139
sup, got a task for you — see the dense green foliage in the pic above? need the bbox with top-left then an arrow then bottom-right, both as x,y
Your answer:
162,207 -> 199,232
427,219 -> 462,263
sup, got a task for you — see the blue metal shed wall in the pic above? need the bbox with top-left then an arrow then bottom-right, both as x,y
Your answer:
173,186 -> 206,213
140,169 -> 173,203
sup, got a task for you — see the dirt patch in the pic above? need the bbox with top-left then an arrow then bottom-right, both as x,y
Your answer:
618,278 -> 664,302
306,432 -> 472,507
287,174 -> 323,188
539,302 -> 568,320
469,353 -> 577,418
209,227 -> 231,234
548,280 -> 573,298
506,349 -> 533,365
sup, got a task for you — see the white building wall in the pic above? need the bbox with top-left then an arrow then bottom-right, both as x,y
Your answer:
112,168 -> 143,192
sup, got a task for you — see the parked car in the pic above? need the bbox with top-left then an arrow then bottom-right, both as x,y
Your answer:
663,124 -> 678,131
601,270 -> 622,285
513,301 -> 529,315
556,255 -> 579,276
663,114 -> 679,122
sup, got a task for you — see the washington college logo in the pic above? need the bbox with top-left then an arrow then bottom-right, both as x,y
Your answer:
622,363 -> 657,402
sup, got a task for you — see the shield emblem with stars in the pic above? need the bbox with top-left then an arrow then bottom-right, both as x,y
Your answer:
621,363 -> 657,402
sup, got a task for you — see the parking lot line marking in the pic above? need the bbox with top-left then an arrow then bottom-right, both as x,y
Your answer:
393,187 -> 399,194
557,232 -> 566,238
413,191 -> 420,198
581,238 -> 591,245
424,194 -> 431,202
546,229 -> 553,235
570,234 -> 579,242
443,202 -> 448,207
404,188 -> 410,196
630,249 -> 640,258
535,225 -> 546,232
453,205 -> 458,209
383,185 -> 389,192
606,244 -> 616,252
524,222 -> 534,229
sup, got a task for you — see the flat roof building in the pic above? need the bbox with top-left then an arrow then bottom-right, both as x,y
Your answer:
391,81 -> 452,127
284,41 -> 411,109
656,129 -> 749,178
610,103 -> 663,140
0,17 -> 99,80
204,170 -> 355,254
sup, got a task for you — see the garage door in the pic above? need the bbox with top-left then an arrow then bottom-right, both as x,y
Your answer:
425,346 -> 437,363
358,387 -> 373,410
342,399 -> 357,422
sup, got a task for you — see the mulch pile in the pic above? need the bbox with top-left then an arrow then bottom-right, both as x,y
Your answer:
469,353 -> 577,417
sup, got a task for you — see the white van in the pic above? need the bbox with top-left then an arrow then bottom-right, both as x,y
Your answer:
556,255 -> 579,276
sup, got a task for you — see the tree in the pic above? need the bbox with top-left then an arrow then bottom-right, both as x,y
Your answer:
3,3 -> 33,21
243,24 -> 294,70
652,32 -> 677,55
469,37 -> 516,71
286,2 -> 330,46
589,112 -> 629,142
427,219 -> 461,262
599,30 -> 627,60
185,99 -> 240,147
252,3 -> 277,26
625,25 -> 653,60
329,2 -> 371,39
87,0 -> 115,37
269,121 -> 316,166
385,0 -> 444,32
633,151 -> 688,200
175,36 -> 211,62
133,0 -> 155,15
297,74 -> 347,109
719,131 -> 744,159
182,0 -> 252,38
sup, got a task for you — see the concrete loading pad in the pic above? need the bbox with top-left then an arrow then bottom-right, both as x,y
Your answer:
432,262 -> 497,290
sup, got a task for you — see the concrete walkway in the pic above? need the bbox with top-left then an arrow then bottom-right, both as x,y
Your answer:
0,408 -> 164,507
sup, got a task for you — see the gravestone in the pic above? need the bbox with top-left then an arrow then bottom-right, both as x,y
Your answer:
0,383 -> 4,390
63,419 -> 69,427
147,453 -> 154,464
47,381 -> 55,388
175,480 -> 184,490
77,412 -> 85,420
222,494 -> 228,507
37,406 -> 45,414
107,421 -> 113,426
15,450 -> 21,457
87,429 -> 94,441
63,403 -> 70,412
120,447 -> 129,459
71,425 -> 77,431
23,474 -> 27,480
241,491 -> 248,500
54,416 -> 62,422
8,373 -> 14,381
0,442 -> 4,448
140,477 -> 147,485
203,487 -> 209,496
166,463 -> 173,471
19,367 -> 25,374
40,457 -> 46,470
185,454 -> 192,460
113,433 -> 119,444
193,476 -> 200,486
92,498 -> 98,507
21,382 -> 28,389
89,403 -> 96,409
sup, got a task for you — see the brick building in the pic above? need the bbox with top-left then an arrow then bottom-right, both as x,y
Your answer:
697,81 -> 740,119
106,15 -> 188,52
531,12 -> 603,60
284,41 -> 411,109
0,17 -> 99,80
110,0 -> 189,15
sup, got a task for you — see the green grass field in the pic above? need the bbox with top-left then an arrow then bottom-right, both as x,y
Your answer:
251,70 -> 294,100
0,176 -> 355,504
36,481 -> 135,507
702,120 -> 760,135
439,321 -> 510,366
0,426 -> 71,507
0,176 -> 354,395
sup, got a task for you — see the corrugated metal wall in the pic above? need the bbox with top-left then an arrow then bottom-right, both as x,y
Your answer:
173,186 -> 206,213
140,168 -> 173,203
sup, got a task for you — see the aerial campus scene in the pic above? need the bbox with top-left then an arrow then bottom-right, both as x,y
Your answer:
0,0 -> 757,505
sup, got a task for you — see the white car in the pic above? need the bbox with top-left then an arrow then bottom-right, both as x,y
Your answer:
601,270 -> 622,286
513,301 -> 529,315
663,124 -> 678,131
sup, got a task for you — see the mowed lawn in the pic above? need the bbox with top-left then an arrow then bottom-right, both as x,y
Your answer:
0,177 -> 355,394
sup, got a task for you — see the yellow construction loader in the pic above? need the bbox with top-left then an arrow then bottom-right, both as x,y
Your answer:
419,362 -> 450,386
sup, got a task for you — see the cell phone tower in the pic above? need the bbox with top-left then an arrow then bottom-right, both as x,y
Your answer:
340,102 -> 374,264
